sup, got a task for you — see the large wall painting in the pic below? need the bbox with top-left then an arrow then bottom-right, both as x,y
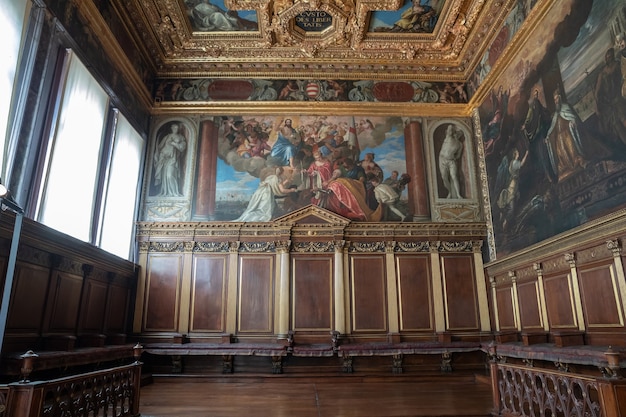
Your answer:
215,116 -> 410,222
479,0 -> 626,258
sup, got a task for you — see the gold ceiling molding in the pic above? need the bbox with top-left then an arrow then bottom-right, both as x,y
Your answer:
112,0 -> 517,80
150,100 -> 473,117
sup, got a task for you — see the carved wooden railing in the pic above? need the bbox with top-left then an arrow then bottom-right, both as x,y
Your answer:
490,361 -> 626,417
1,363 -> 141,417
0,385 -> 7,417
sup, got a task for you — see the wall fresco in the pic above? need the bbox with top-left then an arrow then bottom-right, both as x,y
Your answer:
154,78 -> 468,103
368,0 -> 444,33
479,0 -> 626,258
215,116 -> 410,221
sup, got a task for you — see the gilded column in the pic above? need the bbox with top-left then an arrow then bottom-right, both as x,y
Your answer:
385,241 -> 400,335
277,240 -> 291,339
334,240 -> 346,335
565,253 -> 585,331
404,121 -> 430,219
430,242 -> 446,333
225,241 -> 240,335
606,240 -> 626,320
195,120 -> 218,219
533,262 -> 549,331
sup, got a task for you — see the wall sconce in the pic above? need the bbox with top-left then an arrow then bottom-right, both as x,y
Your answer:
0,180 -> 24,355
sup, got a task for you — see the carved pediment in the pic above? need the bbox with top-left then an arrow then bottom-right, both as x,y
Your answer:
273,204 -> 351,226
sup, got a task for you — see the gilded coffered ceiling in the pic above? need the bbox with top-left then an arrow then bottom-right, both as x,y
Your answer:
110,0 -> 527,83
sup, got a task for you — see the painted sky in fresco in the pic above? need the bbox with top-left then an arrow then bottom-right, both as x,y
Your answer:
368,0 -> 444,32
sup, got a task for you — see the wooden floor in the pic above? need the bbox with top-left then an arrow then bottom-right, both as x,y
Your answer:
138,375 -> 494,417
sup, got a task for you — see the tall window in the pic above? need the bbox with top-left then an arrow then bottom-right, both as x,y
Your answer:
99,113 -> 144,259
37,50 -> 144,259
39,51 -> 108,242
0,0 -> 29,177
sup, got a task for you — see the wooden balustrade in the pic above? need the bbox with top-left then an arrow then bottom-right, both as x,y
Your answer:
490,359 -> 626,416
1,362 -> 142,417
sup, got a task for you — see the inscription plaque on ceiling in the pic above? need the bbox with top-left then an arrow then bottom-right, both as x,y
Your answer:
294,11 -> 333,32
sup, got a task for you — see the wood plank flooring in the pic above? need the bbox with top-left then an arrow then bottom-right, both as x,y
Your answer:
139,375 -> 494,417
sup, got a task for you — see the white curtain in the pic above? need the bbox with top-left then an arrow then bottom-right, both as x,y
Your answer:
0,0 -> 29,177
99,114 -> 144,259
39,52 -> 108,242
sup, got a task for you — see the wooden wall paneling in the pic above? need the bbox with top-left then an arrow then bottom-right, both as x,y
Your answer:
350,255 -> 387,333
78,277 -> 108,335
5,262 -> 50,350
45,270 -> 83,334
396,255 -> 434,332
238,255 -> 274,334
441,254 -> 479,331
577,263 -> 624,330
516,280 -> 544,330
292,255 -> 333,332
189,254 -> 228,333
105,282 -> 132,337
494,285 -> 516,331
143,254 -> 183,332
542,272 -> 578,329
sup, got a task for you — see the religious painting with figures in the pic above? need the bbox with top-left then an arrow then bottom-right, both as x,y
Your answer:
214,116 -> 410,222
479,0 -> 626,258
184,0 -> 258,32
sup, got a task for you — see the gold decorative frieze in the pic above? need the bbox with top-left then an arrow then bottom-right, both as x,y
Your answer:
148,241 -> 186,253
240,241 -> 277,252
395,241 -> 430,252
348,241 -> 386,252
292,241 -> 335,252
193,241 -> 231,252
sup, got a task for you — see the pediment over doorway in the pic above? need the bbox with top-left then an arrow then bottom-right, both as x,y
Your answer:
273,204 -> 351,226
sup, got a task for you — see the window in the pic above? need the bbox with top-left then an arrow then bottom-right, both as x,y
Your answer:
0,0 -> 29,177
38,51 -> 108,242
37,50 -> 144,259
99,112 -> 144,259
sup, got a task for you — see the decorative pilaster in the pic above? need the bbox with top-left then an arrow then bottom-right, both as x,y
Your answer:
565,253 -> 585,331
429,242 -> 446,333
334,240 -> 346,335
490,276 -> 499,331
277,240 -> 291,338
385,241 -> 400,335
472,240 -> 491,331
533,262 -> 549,331
607,239 -> 626,321
225,241 -> 240,335
177,241 -> 195,334
509,271 -> 521,331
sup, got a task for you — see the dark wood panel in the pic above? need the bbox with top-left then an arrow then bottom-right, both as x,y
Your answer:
106,284 -> 131,334
578,265 -> 623,328
79,279 -> 108,333
517,281 -> 543,330
238,255 -> 274,333
543,273 -> 576,329
7,263 -> 50,331
292,256 -> 333,331
145,255 -> 182,331
495,286 -> 516,330
350,255 -> 387,332
397,255 -> 433,331
441,255 -> 479,331
46,271 -> 83,333
191,255 -> 227,332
